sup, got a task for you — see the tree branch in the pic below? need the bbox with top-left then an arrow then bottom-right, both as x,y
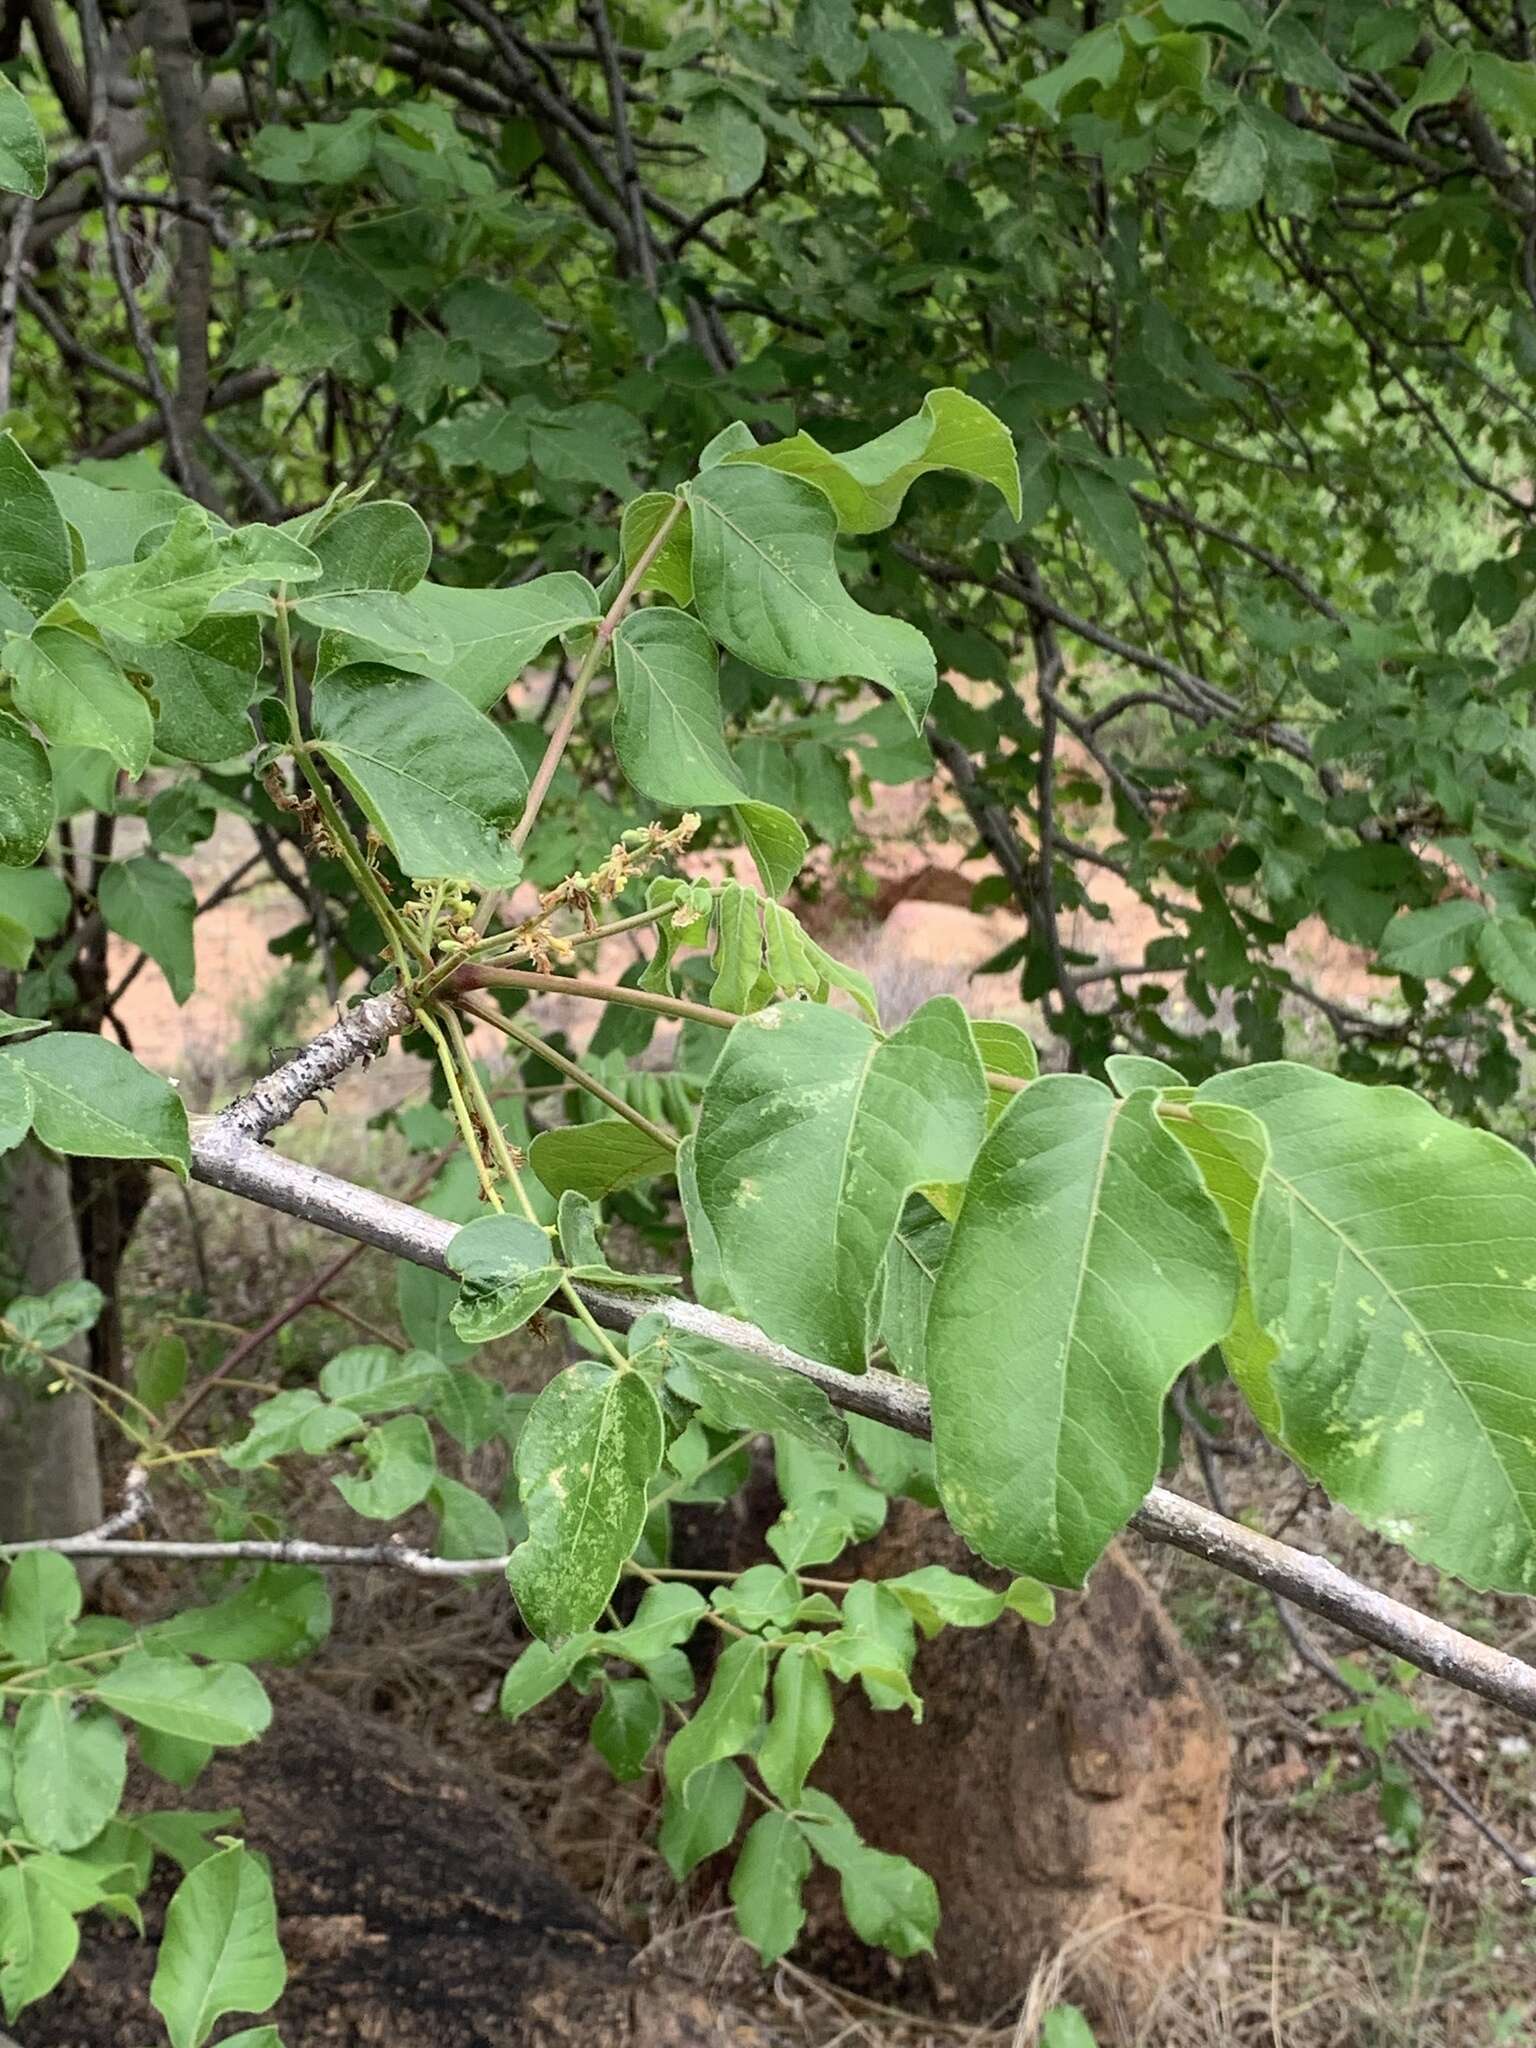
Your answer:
146,0 -> 219,506
171,1009 -> 1536,1727
78,0 -> 199,493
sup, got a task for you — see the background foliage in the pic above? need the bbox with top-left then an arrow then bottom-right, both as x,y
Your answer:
6,0 -> 1536,2038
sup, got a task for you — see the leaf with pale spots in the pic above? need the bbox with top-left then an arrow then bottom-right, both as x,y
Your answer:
507,1361 -> 664,1639
1199,1062 -> 1536,1593
692,997 -> 987,1371
445,1214 -> 562,1344
926,1076 -> 1238,1584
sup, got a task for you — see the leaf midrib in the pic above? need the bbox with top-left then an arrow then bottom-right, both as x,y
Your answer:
1046,1092 -> 1123,1553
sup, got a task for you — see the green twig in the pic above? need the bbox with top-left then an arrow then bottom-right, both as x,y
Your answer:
456,993 -> 677,1153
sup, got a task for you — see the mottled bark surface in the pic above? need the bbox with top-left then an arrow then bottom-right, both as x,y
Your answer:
24,1683 -> 786,2048
797,1503 -> 1229,2021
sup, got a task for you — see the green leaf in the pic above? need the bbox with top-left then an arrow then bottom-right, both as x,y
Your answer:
0,710 -> 51,865
326,574 -> 602,708
657,1758 -> 746,1880
528,400 -> 645,498
662,1636 -> 768,1799
333,1413 -> 437,1519
410,575 -> 601,710
830,1579 -> 917,1712
0,1553 -> 82,1665
684,91 -> 767,196
293,502 -> 449,660
709,1563 -> 800,1632
529,1118 -> 675,1199
1378,899 -> 1486,978
150,1844 -> 286,2048
591,1677 -> 664,1780
1198,1063 -> 1536,1593
612,609 -> 746,807
1105,1054 -> 1182,1095
218,525 -> 322,589
306,499 -> 430,592
797,0 -> 864,80
0,1052 -> 30,1149
1019,21 -> 1126,116
687,465 -> 937,728
1392,44 -> 1469,134
0,434 -> 71,614
0,1278 -> 103,1365
927,1077 -> 1238,1584
421,401 -> 534,475
972,1018 -> 1038,1123
666,1332 -> 848,1456
604,1581 -> 709,1664
319,1344 -> 446,1414
0,74 -> 46,198
881,1564 -> 1017,1636
868,28 -> 956,137
134,1333 -> 188,1412
58,508 -> 236,645
799,1789 -> 938,1956
430,1475 -> 507,1561
1164,1097 -> 1280,1436
1161,0 -> 1256,41
620,494 -> 693,607
499,1635 -> 598,1719
94,1651 -> 272,1745
730,381 -> 1021,527
1469,50 -> 1536,135
122,614 -> 258,765
441,279 -> 555,370
99,856 -> 196,1004
708,877 -> 764,1013
13,1695 -> 128,1851
0,868 -> 67,945
1475,916 -> 1536,1006
508,1360 -> 665,1639
1,1033 -> 190,1177
146,1567 -> 330,1665
730,1810 -> 812,1963
1041,2007 -> 1099,2048
693,997 -> 988,1370
222,1389 -> 323,1470
43,472 -> 188,570
6,627 -> 153,774
757,1647 -> 834,1806
310,665 -> 527,887
397,1261 -> 474,1367
734,800 -> 807,900
1058,461 -> 1146,581
137,1728 -> 215,1790
445,1213 -> 563,1343
1189,110 -> 1268,209
760,900 -> 818,1001
881,1202 -> 948,1380
0,1861 -> 79,2022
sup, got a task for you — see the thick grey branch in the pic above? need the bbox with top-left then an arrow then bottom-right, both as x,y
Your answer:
181,1111 -> 1536,1725
207,991 -> 413,1144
